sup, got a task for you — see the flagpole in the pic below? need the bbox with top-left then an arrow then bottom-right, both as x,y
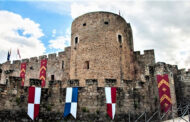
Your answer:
155,73 -> 162,121
172,104 -> 174,122
16,49 -> 18,60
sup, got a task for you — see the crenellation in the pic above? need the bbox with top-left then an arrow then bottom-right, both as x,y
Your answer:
134,51 -> 140,58
39,55 -> 47,60
21,59 -> 29,63
67,79 -> 79,87
4,61 -> 11,65
105,79 -> 117,87
48,53 -> 57,60
29,57 -> 38,62
85,79 -> 98,86
144,49 -> 154,54
64,46 -> 71,52
29,79 -> 41,87
58,51 -> 65,57
48,80 -> 61,87
12,60 -> 21,65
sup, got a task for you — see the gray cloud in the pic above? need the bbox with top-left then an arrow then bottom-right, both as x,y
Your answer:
32,1 -> 190,69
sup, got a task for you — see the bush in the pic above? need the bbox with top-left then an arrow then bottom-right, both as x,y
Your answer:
15,97 -> 20,105
82,107 -> 89,113
96,109 -> 100,115
47,105 -> 52,111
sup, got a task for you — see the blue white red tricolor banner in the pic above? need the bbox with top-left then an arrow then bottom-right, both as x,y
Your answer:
156,74 -> 172,112
27,86 -> 41,120
105,87 -> 116,119
64,87 -> 78,118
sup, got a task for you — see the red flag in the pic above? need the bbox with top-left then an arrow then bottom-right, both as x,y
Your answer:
157,74 -> 172,112
20,63 -> 26,86
105,87 -> 116,119
39,59 -> 47,87
17,49 -> 21,59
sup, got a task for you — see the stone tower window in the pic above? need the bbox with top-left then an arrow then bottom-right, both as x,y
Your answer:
6,78 -> 8,85
84,61 -> 90,69
62,61 -> 64,71
75,37 -> 78,45
83,23 -> 86,26
51,75 -> 54,81
104,21 -> 109,25
118,35 -> 122,43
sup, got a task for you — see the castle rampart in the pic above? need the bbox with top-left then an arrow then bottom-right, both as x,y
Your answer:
0,11 -> 188,121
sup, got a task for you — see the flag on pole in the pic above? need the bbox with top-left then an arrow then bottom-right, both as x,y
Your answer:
7,49 -> 11,61
7,51 -> 10,61
156,74 -> 172,112
63,87 -> 78,118
17,48 -> 21,59
105,87 -> 116,119
27,86 -> 41,120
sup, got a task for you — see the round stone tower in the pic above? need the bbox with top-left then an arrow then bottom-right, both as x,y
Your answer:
70,11 -> 134,86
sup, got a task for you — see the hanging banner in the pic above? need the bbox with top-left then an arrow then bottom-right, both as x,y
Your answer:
63,87 -> 78,118
27,86 -> 41,120
156,74 -> 172,112
105,87 -> 116,119
39,59 -> 47,87
20,63 -> 26,86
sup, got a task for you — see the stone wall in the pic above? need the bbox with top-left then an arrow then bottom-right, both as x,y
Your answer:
0,76 -> 161,121
0,54 -> 186,121
175,69 -> 190,105
154,62 -> 178,116
0,47 -> 71,88
0,11 -> 189,121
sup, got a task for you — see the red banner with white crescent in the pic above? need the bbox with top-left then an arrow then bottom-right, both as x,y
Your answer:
39,59 -> 47,87
156,74 -> 172,112
20,63 -> 26,86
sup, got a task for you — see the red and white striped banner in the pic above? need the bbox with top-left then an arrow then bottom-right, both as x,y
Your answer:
27,86 -> 41,120
105,87 -> 116,119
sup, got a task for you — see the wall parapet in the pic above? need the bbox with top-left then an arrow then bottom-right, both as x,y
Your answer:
67,79 -> 79,87
85,79 -> 98,86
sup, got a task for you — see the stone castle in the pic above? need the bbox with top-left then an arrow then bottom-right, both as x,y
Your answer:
0,11 -> 189,121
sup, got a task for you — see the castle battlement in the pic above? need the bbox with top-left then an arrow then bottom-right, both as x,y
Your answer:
0,11 -> 189,121
0,47 -> 71,67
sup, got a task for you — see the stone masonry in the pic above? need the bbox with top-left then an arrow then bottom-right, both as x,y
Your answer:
0,11 -> 189,121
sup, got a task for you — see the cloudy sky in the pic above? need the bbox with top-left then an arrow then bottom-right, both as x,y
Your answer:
0,0 -> 190,69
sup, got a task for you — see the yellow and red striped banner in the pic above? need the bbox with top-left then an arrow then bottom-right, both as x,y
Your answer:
39,59 -> 47,87
20,63 -> 26,86
156,74 -> 172,112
